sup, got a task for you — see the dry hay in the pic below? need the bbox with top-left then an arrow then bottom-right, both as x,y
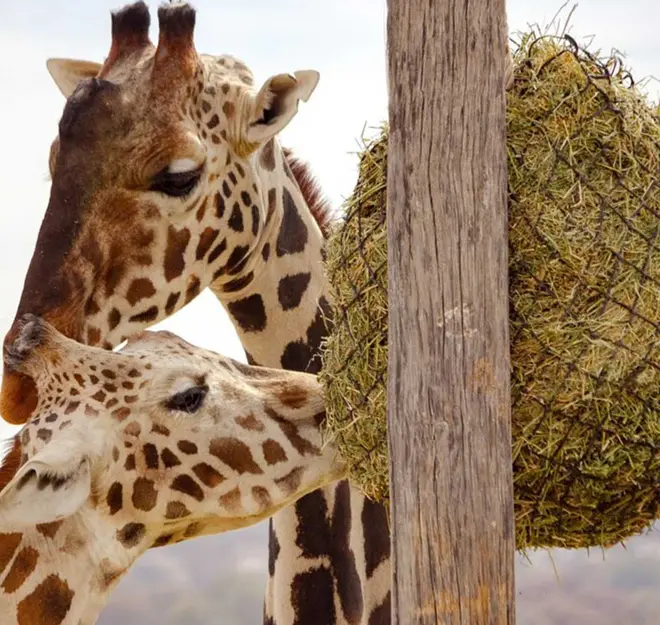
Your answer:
319,32 -> 660,550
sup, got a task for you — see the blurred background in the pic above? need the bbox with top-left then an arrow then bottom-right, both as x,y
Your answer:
1,1 -> 659,623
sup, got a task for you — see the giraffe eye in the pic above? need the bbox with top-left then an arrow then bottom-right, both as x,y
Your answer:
150,164 -> 203,198
166,385 -> 208,413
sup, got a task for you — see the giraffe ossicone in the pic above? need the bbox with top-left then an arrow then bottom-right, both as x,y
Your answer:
0,313 -> 344,625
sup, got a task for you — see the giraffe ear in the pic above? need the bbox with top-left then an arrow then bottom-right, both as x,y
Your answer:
0,436 -> 91,527
245,70 -> 320,144
46,58 -> 103,98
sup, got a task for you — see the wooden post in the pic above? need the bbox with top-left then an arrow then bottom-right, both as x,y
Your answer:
386,0 -> 515,623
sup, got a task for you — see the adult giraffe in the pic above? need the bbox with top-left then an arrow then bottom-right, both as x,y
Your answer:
0,3 -> 391,625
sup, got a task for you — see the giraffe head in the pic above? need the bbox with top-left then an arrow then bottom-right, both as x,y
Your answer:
1,313 -> 343,532
1,0 -> 330,424
0,314 -> 343,624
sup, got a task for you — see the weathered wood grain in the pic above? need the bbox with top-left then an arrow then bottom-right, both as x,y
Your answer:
385,0 -> 515,623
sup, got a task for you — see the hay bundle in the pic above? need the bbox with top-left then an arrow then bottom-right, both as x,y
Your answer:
319,32 -> 660,550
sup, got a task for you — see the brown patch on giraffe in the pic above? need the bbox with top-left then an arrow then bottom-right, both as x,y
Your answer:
99,558 -> 124,590
132,477 -> 158,511
36,520 -> 64,540
185,275 -> 201,304
151,423 -> 170,436
276,187 -> 309,257
113,407 -> 131,421
222,101 -> 235,118
61,529 -> 86,556
2,546 -> 39,593
108,308 -> 121,331
195,227 -> 220,260
123,422 -> 141,437
268,519 -> 279,577
276,382 -> 310,409
227,294 -> 267,333
280,295 -> 333,374
208,238 -> 228,265
267,187 -> 277,221
222,271 -> 255,294
143,443 -> 159,469
161,447 -> 182,468
124,453 -> 136,471
165,292 -> 181,315
107,482 -> 123,515
251,204 -> 260,236
64,401 -> 80,415
266,408 -> 318,456
0,533 -> 23,575
0,436 -> 22,492
262,439 -> 287,465
362,497 -> 390,579
228,202 -> 244,232
192,462 -> 225,488
184,522 -> 202,538
209,437 -> 263,475
16,574 -> 74,625
235,413 -> 265,432
92,389 -> 107,403
252,486 -> 272,510
214,192 -> 225,218
171,474 -> 205,501
126,278 -> 157,305
129,305 -> 159,323
177,440 -> 198,455
332,481 -> 364,624
276,467 -> 304,495
152,534 -> 174,548
291,567 -> 336,625
84,297 -> 101,316
195,198 -> 208,221
164,226 -> 191,282
218,487 -> 241,512
36,429 -> 51,444
222,245 -> 248,277
278,272 -> 312,311
260,139 -> 276,171
116,522 -> 146,548
165,501 -> 191,519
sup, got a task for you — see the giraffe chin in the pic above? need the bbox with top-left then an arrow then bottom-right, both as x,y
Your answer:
0,371 -> 38,426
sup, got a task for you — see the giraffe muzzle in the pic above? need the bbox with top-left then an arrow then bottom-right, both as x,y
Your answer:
3,314 -> 47,374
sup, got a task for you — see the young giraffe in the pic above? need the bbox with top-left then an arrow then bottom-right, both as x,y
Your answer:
0,313 -> 345,625
0,3 -> 392,624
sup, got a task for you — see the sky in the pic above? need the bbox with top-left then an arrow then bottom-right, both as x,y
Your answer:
0,0 -> 659,604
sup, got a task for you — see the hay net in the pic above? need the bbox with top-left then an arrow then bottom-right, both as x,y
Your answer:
319,31 -> 660,550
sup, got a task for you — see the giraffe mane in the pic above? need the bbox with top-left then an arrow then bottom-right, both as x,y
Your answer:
0,435 -> 21,493
282,147 -> 337,239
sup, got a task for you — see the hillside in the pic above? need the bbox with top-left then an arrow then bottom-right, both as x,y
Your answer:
98,521 -> 660,625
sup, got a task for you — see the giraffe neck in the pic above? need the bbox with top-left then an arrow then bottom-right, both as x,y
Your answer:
0,514 -> 131,625
211,141 -> 330,373
211,144 -> 392,625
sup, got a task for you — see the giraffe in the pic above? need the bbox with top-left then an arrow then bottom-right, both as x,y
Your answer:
0,313 -> 345,625
0,3 -> 391,624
